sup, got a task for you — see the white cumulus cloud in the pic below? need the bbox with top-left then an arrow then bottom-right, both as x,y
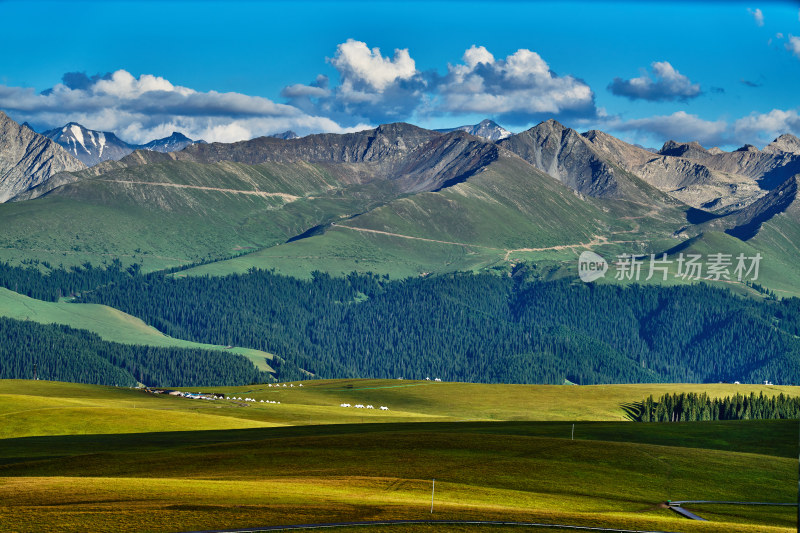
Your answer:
608,61 -> 701,101
283,39 -> 426,126
329,39 -> 418,94
733,109 -> 800,145
436,45 -> 596,124
0,70 -> 360,144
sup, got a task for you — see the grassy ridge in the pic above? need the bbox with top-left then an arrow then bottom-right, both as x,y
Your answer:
0,288 -> 274,372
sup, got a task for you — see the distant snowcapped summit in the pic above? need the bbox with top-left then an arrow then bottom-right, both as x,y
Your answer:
269,130 -> 299,140
437,119 -> 512,142
141,132 -> 206,153
41,123 -> 205,165
42,123 -> 134,166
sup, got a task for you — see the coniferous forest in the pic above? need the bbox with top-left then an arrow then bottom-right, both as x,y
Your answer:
2,261 -> 797,386
636,392 -> 800,422
0,317 -> 269,387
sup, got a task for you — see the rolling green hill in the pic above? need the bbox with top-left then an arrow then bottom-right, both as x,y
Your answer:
0,379 -> 797,533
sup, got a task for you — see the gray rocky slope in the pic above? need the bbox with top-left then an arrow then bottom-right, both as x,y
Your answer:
0,111 -> 86,202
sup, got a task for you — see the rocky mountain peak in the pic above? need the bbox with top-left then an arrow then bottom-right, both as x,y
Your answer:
497,119 -> 635,199
269,130 -> 299,140
141,131 -> 204,153
763,133 -> 800,155
537,118 -> 567,133
435,119 -> 511,142
42,122 -> 134,166
659,140 -> 709,159
735,144 -> 760,153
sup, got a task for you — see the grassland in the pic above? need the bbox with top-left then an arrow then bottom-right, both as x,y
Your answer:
0,379 -> 798,532
0,288 -> 274,372
4,379 -> 798,437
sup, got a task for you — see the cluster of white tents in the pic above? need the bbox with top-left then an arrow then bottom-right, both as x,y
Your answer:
267,383 -> 303,388
225,396 -> 280,404
340,403 -> 389,410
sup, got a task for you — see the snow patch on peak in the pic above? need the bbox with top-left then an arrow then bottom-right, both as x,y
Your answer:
69,124 -> 86,149
97,131 -> 106,157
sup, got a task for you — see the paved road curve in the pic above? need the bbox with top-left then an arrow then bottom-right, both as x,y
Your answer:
182,519 -> 679,533
667,500 -> 796,521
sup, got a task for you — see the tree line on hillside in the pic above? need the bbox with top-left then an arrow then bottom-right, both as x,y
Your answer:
0,317 -> 270,387
0,259 -> 135,301
635,392 -> 800,422
1,261 -> 800,385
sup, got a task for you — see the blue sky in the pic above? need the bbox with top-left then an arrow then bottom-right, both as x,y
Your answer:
1,0 -> 799,149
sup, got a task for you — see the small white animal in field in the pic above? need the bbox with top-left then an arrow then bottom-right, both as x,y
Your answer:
380,406 -> 389,410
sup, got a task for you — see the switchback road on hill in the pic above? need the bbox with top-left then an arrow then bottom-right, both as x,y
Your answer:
182,519 -> 679,533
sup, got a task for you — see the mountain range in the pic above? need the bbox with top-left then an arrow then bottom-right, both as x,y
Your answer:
0,111 -> 798,294
41,122 -> 206,166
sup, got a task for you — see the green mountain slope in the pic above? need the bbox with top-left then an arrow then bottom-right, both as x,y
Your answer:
186,152 -> 688,278
0,159 -> 400,270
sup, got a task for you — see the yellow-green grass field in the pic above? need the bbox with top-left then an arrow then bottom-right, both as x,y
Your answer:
0,288 -> 274,371
0,379 -> 798,532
